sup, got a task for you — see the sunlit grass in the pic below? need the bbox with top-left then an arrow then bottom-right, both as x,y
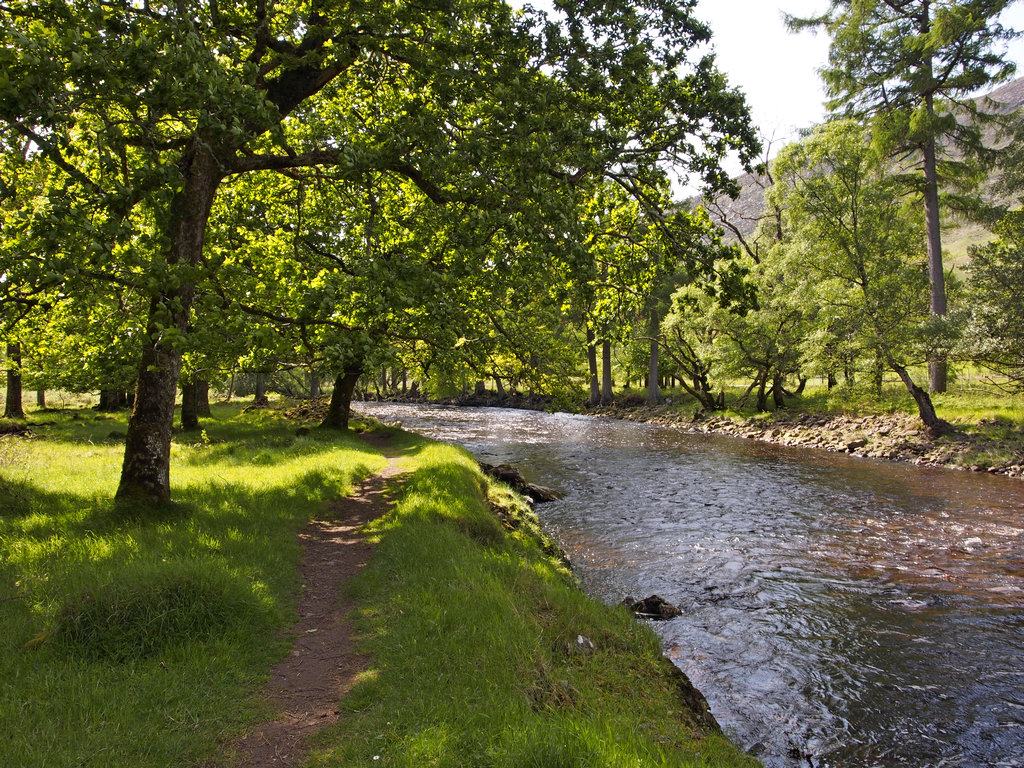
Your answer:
0,403 -> 384,768
311,440 -> 757,768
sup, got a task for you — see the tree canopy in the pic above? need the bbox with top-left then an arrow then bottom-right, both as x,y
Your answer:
1,0 -> 759,502
787,0 -> 1019,393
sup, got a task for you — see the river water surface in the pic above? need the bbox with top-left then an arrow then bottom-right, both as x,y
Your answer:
355,403 -> 1024,767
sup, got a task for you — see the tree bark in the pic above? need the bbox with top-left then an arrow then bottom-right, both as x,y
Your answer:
755,371 -> 769,412
98,388 -> 121,412
495,377 -> 506,399
117,141 -> 221,504
36,389 -> 46,408
253,371 -> 269,406
309,371 -> 321,399
601,339 -> 613,405
771,374 -> 786,409
922,128 -> 947,393
647,336 -> 661,405
196,379 -> 211,417
4,342 -> 24,419
322,368 -> 362,429
586,327 -> 600,406
892,362 -> 951,437
180,379 -> 200,431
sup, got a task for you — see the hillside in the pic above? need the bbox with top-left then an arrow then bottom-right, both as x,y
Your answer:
704,76 -> 1024,264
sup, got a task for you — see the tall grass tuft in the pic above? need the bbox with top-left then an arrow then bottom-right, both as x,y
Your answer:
50,559 -> 272,662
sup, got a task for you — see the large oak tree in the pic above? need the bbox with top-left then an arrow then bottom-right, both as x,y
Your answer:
2,0 -> 757,503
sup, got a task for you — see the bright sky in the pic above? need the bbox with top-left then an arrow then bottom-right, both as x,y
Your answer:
693,0 -> 1024,156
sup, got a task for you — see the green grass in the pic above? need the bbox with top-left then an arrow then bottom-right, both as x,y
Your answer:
0,404 -> 384,767
308,438 -> 755,768
0,404 -> 753,767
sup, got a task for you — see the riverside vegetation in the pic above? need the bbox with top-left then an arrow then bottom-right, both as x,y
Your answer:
592,383 -> 1024,479
0,402 -> 756,768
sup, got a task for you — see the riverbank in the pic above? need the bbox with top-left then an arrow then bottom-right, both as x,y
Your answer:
365,389 -> 1024,479
0,405 -> 756,767
587,404 -> 1024,479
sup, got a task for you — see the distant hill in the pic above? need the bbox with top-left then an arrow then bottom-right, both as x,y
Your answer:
703,76 -> 1024,267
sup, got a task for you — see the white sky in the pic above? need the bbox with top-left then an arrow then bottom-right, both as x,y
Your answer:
693,0 -> 1024,157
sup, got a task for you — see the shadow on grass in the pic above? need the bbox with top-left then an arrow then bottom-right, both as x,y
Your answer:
2,456 -> 380,658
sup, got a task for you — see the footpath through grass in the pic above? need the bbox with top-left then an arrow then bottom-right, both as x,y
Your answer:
0,404 -> 384,767
0,404 -> 754,767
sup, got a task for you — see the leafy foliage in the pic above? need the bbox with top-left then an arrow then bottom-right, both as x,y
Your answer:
963,210 -> 1024,389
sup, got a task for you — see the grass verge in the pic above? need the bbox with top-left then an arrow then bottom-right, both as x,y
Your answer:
307,435 -> 756,768
0,404 -> 383,767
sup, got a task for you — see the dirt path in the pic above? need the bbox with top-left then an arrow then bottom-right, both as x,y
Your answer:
223,438 -> 404,767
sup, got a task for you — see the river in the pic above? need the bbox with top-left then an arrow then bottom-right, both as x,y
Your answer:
355,403 -> 1024,767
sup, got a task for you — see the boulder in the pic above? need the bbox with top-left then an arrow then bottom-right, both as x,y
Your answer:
479,462 -> 563,503
622,594 -> 682,619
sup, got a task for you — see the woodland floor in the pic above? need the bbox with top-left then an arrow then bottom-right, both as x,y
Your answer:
219,433 -> 404,768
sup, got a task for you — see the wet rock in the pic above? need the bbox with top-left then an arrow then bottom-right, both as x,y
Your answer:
622,594 -> 682,619
478,462 -> 563,503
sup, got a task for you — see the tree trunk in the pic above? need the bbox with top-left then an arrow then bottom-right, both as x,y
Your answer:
892,362 -> 951,437
601,339 -> 613,405
4,342 -> 24,419
474,380 -> 487,396
253,371 -> 269,406
647,336 -> 661,405
321,368 -> 362,430
495,377 -> 506,398
196,379 -> 211,417
180,379 -> 200,431
117,142 -> 221,504
586,327 -> 600,406
922,133 -> 947,393
36,389 -> 46,408
755,371 -> 770,412
771,374 -> 785,409
98,388 -> 121,412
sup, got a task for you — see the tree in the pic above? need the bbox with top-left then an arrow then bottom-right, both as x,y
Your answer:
769,119 -> 951,434
789,0 -> 1019,393
4,342 -> 24,419
962,210 -> 1024,389
2,0 -> 757,504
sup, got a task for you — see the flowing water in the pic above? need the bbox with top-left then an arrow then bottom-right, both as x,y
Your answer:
355,403 -> 1024,767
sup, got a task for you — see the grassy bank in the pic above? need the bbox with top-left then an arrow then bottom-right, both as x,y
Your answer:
306,435 -> 753,767
0,405 -> 383,767
0,404 -> 754,767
